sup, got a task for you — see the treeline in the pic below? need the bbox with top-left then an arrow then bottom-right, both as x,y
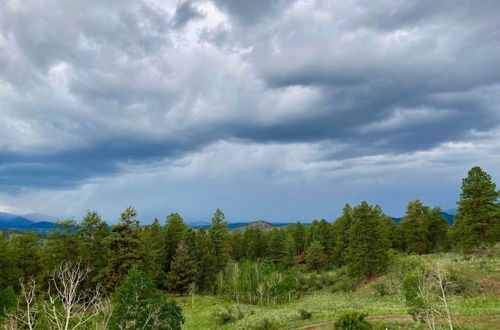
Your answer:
0,166 -> 499,326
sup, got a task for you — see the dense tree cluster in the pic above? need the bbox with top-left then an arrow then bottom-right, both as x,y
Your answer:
0,167 -> 498,324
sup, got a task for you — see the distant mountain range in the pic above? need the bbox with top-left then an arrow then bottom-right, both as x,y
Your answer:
0,212 -> 57,234
0,211 -> 455,234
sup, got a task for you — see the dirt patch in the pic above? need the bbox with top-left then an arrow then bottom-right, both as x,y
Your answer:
480,275 -> 500,296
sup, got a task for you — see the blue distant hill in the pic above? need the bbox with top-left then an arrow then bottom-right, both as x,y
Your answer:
0,212 -> 56,233
391,212 -> 454,225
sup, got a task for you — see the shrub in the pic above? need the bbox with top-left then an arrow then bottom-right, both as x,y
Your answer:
252,317 -> 274,330
333,311 -> 371,329
371,281 -> 389,297
213,307 -> 244,325
332,275 -> 356,293
111,269 -> 184,330
298,309 -> 312,320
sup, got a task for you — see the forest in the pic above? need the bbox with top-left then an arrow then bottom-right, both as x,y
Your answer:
0,166 -> 499,329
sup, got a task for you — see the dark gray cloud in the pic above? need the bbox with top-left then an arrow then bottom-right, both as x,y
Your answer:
171,1 -> 204,28
0,0 -> 499,219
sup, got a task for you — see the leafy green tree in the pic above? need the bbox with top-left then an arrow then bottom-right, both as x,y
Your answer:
346,202 -> 390,277
305,240 -> 328,270
164,213 -> 187,272
111,269 -> 184,329
208,209 -> 231,272
452,166 -> 500,249
166,244 -> 198,294
100,206 -> 143,291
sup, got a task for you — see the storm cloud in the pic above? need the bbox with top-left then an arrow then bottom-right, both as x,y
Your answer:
0,0 -> 499,221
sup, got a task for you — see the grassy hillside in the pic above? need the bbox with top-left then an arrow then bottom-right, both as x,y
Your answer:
175,247 -> 500,329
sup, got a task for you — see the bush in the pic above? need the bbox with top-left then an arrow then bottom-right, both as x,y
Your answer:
298,309 -> 312,320
371,281 -> 389,297
213,307 -> 244,325
332,275 -> 356,293
252,317 -> 274,330
334,311 -> 371,329
111,269 -> 184,330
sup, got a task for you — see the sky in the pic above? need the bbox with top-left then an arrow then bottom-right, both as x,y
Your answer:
0,0 -> 499,223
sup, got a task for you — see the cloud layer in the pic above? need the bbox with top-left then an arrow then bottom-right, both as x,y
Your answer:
1,0 -> 499,221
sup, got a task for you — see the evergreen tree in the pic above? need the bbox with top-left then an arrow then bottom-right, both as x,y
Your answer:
268,229 -> 286,264
400,200 -> 429,254
452,166 -> 500,249
426,207 -> 449,252
283,232 -> 297,266
141,218 -> 166,283
101,206 -> 143,291
77,211 -> 110,281
332,204 -> 353,266
166,244 -> 198,294
305,240 -> 328,270
164,213 -> 187,272
9,232 -> 42,281
195,229 -> 217,293
346,201 -> 390,277
208,209 -> 231,272
44,220 -> 80,272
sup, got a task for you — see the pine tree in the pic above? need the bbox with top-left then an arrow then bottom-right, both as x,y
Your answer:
166,244 -> 198,294
268,229 -> 286,264
346,201 -> 390,277
44,220 -> 80,272
141,218 -> 167,283
332,204 -> 353,266
452,166 -> 500,249
9,232 -> 42,281
164,213 -> 188,272
77,211 -> 110,288
208,209 -> 231,272
195,229 -> 217,293
305,240 -> 328,270
400,200 -> 429,254
100,206 -> 143,291
283,232 -> 297,266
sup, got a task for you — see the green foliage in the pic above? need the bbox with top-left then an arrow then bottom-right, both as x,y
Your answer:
346,202 -> 390,277
100,207 -> 144,292
298,308 -> 312,320
0,286 -> 16,316
213,306 -> 244,325
334,311 -> 371,329
305,240 -> 328,270
216,261 -> 298,304
400,200 -> 448,254
111,269 -> 184,330
452,166 -> 500,249
164,213 -> 188,272
208,209 -> 232,272
166,244 -> 198,294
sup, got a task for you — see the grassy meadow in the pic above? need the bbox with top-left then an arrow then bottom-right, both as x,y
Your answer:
175,249 -> 500,329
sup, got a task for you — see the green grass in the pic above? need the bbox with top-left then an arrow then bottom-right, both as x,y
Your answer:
176,250 -> 500,329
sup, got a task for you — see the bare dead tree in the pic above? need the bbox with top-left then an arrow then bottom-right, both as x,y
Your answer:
44,261 -> 102,330
5,279 -> 38,330
426,265 -> 454,330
